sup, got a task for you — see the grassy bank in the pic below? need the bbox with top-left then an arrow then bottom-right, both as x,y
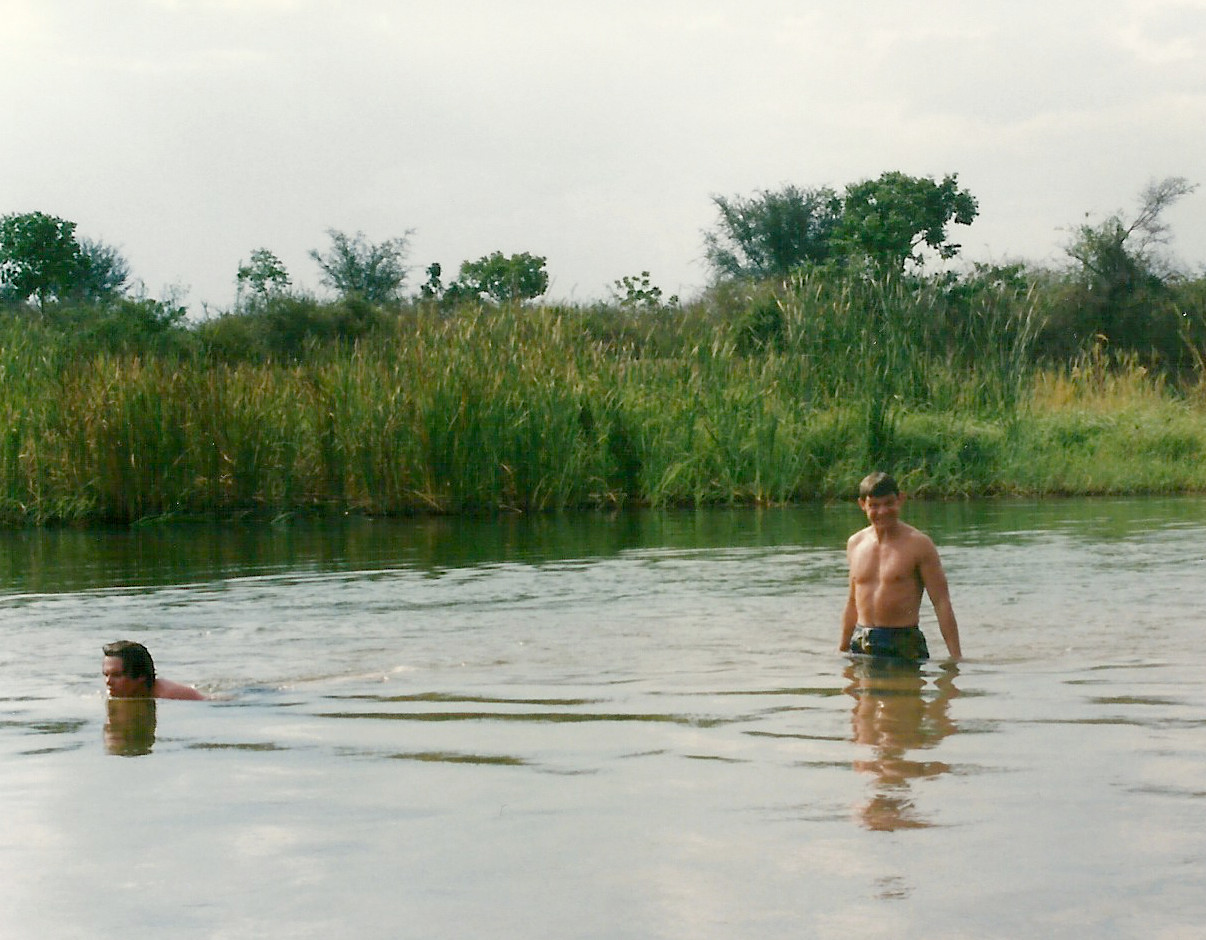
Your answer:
3,278 -> 1206,524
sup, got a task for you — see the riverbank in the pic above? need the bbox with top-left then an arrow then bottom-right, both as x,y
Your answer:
3,297 -> 1205,525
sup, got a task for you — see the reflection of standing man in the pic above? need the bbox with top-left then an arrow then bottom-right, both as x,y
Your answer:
845,659 -> 960,830
840,472 -> 962,660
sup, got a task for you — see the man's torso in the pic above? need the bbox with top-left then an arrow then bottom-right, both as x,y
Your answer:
848,523 -> 926,627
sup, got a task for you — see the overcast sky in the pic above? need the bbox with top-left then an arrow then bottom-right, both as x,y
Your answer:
3,0 -> 1205,311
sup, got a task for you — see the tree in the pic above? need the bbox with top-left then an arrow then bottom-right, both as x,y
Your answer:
1048,176 -> 1199,360
834,172 -> 979,276
703,184 -> 841,281
1066,176 -> 1196,284
418,262 -> 444,301
0,211 -> 90,311
77,237 -> 131,303
453,251 -> 549,305
309,228 -> 411,304
609,271 -> 678,313
236,248 -> 291,309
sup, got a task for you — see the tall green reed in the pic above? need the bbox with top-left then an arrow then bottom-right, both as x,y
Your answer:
0,284 -> 1197,524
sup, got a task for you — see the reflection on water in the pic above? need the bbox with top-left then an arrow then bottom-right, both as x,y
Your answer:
0,507 -> 854,595
844,660 -> 959,831
3,500 -> 1206,939
104,698 -> 157,757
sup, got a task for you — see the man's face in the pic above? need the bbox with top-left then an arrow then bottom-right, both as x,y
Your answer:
859,492 -> 904,530
103,656 -> 148,698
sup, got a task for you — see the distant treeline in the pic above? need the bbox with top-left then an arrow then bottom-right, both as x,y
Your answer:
3,172 -> 1206,523
3,266 -> 1206,525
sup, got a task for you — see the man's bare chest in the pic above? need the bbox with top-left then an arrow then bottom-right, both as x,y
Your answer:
850,542 -> 919,586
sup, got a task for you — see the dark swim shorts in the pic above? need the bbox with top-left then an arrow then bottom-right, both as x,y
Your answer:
849,626 -> 930,660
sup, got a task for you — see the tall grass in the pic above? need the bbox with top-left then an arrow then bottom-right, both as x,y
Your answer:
2,278 -> 1204,525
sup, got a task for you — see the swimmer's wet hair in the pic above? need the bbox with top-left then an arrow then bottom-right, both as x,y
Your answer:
103,640 -> 156,690
858,471 -> 899,499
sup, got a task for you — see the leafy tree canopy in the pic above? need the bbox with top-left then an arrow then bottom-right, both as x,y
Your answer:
1046,175 -> 1199,360
453,251 -> 549,305
703,184 -> 841,281
704,173 -> 978,282
309,229 -> 411,304
609,270 -> 678,313
236,248 -> 291,309
1,211 -> 90,310
418,262 -> 444,301
78,237 -> 131,303
834,171 -> 979,275
1065,176 -> 1197,287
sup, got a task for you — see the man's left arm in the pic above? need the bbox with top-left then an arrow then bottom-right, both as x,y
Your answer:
919,540 -> 961,659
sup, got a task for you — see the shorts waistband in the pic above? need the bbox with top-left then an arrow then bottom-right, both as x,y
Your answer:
856,624 -> 919,631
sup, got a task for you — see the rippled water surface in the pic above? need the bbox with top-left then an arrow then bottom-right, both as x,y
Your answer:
2,501 -> 1205,939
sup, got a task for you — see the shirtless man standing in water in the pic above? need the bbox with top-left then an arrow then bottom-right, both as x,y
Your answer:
840,472 -> 962,661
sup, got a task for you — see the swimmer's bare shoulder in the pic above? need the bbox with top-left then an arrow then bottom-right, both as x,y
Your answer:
153,678 -> 206,701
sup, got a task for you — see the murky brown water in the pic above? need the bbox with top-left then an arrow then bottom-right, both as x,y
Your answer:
2,501 -> 1205,938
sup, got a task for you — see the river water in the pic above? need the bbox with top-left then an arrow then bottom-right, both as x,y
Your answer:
2,500 -> 1205,939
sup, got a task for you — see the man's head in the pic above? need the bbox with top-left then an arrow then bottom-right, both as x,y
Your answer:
857,471 -> 905,530
102,640 -> 155,698
858,471 -> 900,499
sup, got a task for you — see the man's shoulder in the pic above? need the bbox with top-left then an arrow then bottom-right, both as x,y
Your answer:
154,678 -> 206,701
847,526 -> 874,549
898,524 -> 939,555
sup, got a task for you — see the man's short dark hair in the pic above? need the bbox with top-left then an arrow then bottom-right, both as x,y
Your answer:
858,471 -> 900,499
103,640 -> 156,690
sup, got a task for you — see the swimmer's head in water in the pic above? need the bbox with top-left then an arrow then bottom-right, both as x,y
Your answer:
103,640 -> 155,697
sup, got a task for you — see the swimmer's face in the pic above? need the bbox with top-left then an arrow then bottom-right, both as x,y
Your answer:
859,492 -> 904,530
103,656 -> 148,698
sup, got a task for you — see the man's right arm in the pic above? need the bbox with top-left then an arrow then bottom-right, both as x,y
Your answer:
839,536 -> 859,651
840,581 -> 857,651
